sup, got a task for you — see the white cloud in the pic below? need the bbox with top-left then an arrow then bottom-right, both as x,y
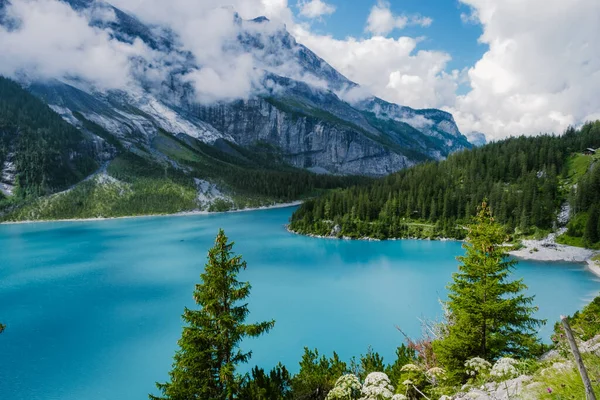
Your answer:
365,1 -> 432,36
298,0 -> 336,19
106,0 -> 293,102
449,0 -> 600,139
293,26 -> 457,109
0,0 -> 152,90
2,0 -> 597,140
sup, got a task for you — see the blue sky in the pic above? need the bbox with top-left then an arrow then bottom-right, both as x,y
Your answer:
295,0 -> 486,72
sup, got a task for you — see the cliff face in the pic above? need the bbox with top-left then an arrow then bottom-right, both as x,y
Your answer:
197,98 -> 413,175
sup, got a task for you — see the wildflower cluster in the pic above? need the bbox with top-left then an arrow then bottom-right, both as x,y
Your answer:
464,357 -> 492,377
326,374 -> 362,400
359,372 -> 396,400
391,395 -> 407,400
490,357 -> 519,379
400,363 -> 421,373
425,367 -> 446,386
426,367 -> 445,379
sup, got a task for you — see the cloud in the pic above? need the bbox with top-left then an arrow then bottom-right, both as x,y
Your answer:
448,0 -> 600,139
293,26 -> 457,109
365,1 -> 432,36
106,0 -> 295,102
0,0 -> 152,90
2,0 -> 596,140
297,0 -> 336,19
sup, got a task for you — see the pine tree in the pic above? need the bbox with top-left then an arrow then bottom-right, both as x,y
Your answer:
434,202 -> 544,379
584,206 -> 600,246
357,346 -> 385,381
291,348 -> 347,400
151,230 -> 275,400
238,364 -> 292,400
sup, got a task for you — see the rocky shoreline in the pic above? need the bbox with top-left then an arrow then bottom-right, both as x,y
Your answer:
508,229 -> 600,278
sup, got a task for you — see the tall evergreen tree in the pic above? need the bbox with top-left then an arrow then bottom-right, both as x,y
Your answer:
434,202 -> 544,379
584,206 -> 600,246
151,230 -> 275,400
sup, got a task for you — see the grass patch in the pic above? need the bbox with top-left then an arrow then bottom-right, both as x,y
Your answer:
152,132 -> 204,163
555,233 -> 586,248
565,153 -> 593,183
526,354 -> 600,399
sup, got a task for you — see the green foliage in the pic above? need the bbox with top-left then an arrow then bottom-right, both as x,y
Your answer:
0,77 -> 97,197
564,153 -> 592,183
290,348 -> 348,400
151,230 -> 275,400
238,364 -> 292,400
384,345 -> 418,389
353,347 -> 386,381
584,205 -> 600,245
290,122 -> 600,243
434,203 -> 544,382
1,175 -> 198,222
553,295 -> 600,343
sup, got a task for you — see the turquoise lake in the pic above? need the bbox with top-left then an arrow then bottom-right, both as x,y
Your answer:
0,206 -> 599,399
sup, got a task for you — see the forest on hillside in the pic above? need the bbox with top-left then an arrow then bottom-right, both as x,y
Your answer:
289,121 -> 600,247
0,77 -> 98,198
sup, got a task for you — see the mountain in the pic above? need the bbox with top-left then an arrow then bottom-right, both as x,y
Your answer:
289,121 -> 600,248
466,132 -> 488,147
0,74 -> 376,220
0,0 -> 472,219
4,0 -> 470,172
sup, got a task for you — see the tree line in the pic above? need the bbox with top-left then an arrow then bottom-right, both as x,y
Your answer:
289,121 -> 600,246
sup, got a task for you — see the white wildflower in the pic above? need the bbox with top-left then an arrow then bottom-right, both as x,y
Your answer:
402,379 -> 413,386
464,357 -> 492,377
426,366 -> 446,386
391,395 -> 407,400
490,357 -> 519,379
426,367 -> 446,378
326,374 -> 362,399
400,363 -> 421,372
360,372 -> 395,400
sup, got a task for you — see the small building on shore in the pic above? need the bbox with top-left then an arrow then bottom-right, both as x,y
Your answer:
584,148 -> 597,155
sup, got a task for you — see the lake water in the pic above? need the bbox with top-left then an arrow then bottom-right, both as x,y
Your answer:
0,207 -> 599,399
